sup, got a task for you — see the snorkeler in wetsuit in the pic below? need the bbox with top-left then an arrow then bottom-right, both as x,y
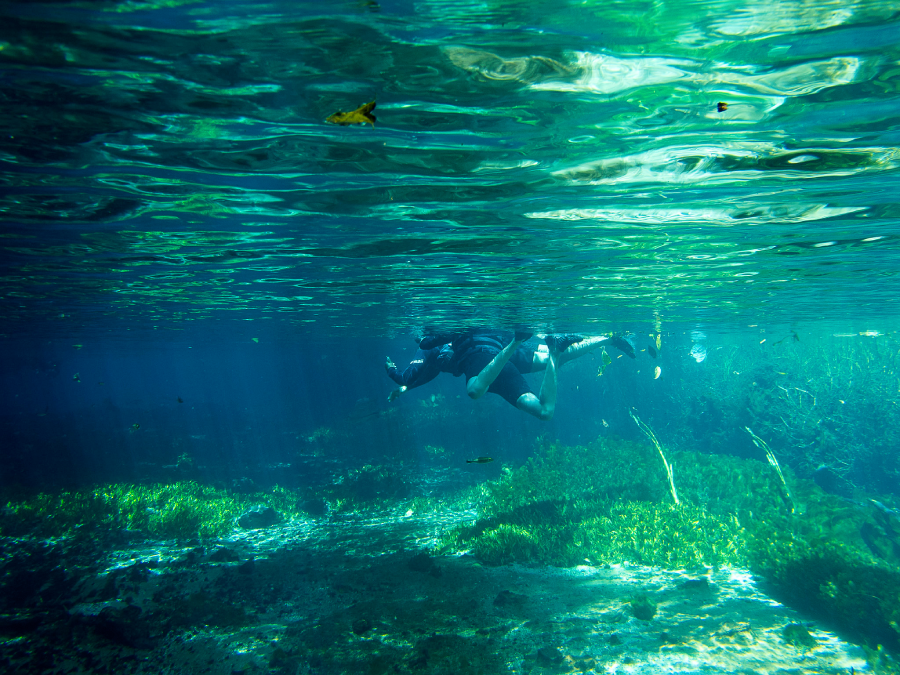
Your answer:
386,330 -> 634,421
384,341 -> 457,402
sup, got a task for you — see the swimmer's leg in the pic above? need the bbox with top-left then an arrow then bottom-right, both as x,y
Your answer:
531,335 -> 608,370
515,350 -> 558,420
467,335 -> 529,400
558,335 -> 608,367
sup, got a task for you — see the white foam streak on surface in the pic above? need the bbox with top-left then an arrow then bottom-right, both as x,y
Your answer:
551,143 -> 895,186
529,51 -> 861,99
526,205 -> 865,226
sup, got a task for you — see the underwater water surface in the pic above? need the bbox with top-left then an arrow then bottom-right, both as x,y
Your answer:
2,0 -> 900,330
2,0 -> 900,673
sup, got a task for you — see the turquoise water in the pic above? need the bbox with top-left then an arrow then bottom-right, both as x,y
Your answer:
3,0 -> 900,334
4,4 -> 900,672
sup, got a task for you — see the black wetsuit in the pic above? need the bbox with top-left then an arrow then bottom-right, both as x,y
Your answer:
451,331 -> 536,406
396,331 -> 537,406
387,344 -> 457,389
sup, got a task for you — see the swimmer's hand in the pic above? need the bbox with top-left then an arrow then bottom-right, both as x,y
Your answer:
387,385 -> 407,402
385,357 -> 396,371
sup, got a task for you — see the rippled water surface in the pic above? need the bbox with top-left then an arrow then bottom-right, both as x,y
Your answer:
2,0 -> 900,334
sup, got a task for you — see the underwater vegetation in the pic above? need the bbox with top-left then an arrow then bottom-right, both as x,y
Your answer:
0,482 -> 307,540
441,435 -> 900,655
0,463 -> 414,540
677,336 -> 900,496
440,437 -> 747,568
314,464 -> 412,513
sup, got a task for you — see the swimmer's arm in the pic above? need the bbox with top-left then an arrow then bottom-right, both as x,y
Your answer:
385,356 -> 408,401
387,385 -> 408,402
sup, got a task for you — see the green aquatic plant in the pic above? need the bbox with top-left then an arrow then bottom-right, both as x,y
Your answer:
0,489 -> 117,538
676,335 -> 900,498
439,432 -> 900,661
475,436 -> 667,517
440,438 -> 748,568
746,495 -> 900,654
434,432 -> 900,663
314,464 -> 411,513
424,444 -> 446,457
0,481 -> 311,540
444,494 -> 744,568
176,452 -> 195,471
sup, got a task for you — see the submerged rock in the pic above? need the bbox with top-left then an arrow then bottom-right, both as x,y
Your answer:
408,552 -> 441,577
209,546 -> 240,563
299,497 -> 328,517
90,605 -> 154,649
352,618 -> 371,635
631,594 -> 657,621
680,577 -> 712,593
536,646 -> 564,666
493,590 -> 528,608
783,622 -> 816,649
238,506 -> 280,529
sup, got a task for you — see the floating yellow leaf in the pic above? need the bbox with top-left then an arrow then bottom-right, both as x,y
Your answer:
326,100 -> 377,127
597,347 -> 613,376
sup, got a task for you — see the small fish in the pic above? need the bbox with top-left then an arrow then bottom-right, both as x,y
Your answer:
654,366 -> 661,379
130,423 -> 140,432
717,102 -> 728,112
73,373 -> 80,382
72,344 -> 82,350
601,419 -> 609,428
656,334 -> 661,351
326,100 -> 377,127
252,338 -> 259,343
178,396 -> 183,403
466,456 -> 494,464
648,344 -> 658,358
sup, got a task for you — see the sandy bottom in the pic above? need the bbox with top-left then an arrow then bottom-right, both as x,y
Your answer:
0,511 -> 869,674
